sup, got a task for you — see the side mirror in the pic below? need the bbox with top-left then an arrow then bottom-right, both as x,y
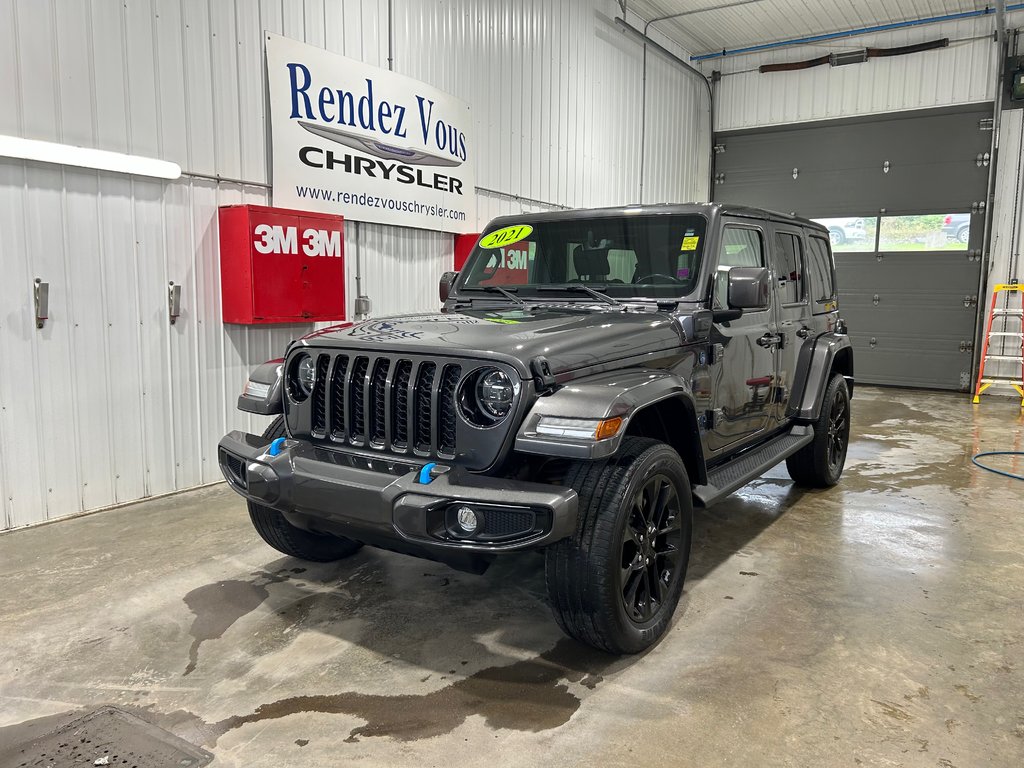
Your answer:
728,266 -> 770,310
439,271 -> 458,303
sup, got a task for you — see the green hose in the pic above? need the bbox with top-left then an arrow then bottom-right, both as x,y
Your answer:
971,451 -> 1024,481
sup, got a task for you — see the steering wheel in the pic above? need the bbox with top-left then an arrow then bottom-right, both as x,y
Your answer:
634,273 -> 682,285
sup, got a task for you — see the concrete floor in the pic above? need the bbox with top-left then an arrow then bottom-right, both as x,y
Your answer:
1,387 -> 1023,767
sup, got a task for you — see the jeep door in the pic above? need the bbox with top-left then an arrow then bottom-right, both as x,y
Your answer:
705,221 -> 777,453
768,223 -> 810,422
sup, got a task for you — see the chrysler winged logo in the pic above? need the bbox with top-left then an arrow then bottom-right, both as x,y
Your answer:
298,121 -> 463,168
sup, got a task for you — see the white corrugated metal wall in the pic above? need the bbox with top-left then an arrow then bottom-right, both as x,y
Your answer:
706,16 -> 1004,131
0,0 -> 709,529
628,0 -> 992,57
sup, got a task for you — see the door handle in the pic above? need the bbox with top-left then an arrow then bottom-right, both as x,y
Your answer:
757,333 -> 783,349
796,327 -> 812,339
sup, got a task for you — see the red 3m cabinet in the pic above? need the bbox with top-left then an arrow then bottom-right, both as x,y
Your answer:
219,205 -> 346,324
454,232 -> 480,271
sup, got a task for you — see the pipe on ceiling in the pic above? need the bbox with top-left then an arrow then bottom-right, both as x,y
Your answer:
614,18 -> 716,203
691,3 -> 1024,61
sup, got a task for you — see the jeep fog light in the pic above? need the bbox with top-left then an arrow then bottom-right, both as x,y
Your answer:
535,416 -> 623,440
455,505 -> 480,534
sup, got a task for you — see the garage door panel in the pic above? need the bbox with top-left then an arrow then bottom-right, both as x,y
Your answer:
834,251 -> 979,390
836,252 -> 979,297
840,300 -> 975,337
847,332 -> 973,390
718,115 -> 988,175
873,163 -> 987,214
717,108 -> 992,218
719,165 -> 985,217
720,167 -> 881,215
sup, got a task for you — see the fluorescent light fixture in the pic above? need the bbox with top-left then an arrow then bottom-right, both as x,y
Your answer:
0,134 -> 181,180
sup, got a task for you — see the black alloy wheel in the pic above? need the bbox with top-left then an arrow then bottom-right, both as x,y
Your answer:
620,474 -> 683,623
826,385 -> 850,476
545,437 -> 693,654
786,373 -> 851,488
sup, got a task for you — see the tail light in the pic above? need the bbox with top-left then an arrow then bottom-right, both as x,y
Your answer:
944,215 -> 952,224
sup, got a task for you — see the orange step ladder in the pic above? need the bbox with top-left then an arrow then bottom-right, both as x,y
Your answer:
973,280 -> 1024,407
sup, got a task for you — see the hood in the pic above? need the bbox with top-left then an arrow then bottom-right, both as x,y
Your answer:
299,306 -> 686,377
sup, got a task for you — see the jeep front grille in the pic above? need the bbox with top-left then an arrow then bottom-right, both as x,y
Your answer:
287,352 -> 492,462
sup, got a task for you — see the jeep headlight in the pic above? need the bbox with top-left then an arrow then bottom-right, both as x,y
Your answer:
289,353 -> 316,401
459,367 -> 515,426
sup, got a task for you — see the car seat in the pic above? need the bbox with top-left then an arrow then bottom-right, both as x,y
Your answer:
572,246 -> 612,282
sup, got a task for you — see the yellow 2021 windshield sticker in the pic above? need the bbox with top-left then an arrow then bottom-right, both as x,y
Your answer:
681,235 -> 700,251
479,224 -> 534,249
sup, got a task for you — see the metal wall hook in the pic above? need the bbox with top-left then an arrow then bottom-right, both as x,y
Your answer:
168,281 -> 181,325
34,278 -> 48,329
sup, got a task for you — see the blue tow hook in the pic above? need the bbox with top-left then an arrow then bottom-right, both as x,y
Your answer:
417,462 -> 438,484
268,437 -> 287,457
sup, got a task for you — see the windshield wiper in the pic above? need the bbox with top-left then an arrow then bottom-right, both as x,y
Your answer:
537,283 -> 623,307
464,285 -> 525,305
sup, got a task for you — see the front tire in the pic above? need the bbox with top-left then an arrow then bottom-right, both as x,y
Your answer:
786,373 -> 851,487
545,438 -> 693,654
247,417 -> 363,562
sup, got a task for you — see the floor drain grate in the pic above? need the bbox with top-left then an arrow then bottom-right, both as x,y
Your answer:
3,707 -> 212,768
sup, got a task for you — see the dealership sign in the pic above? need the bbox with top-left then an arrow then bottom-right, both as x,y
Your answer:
265,33 -> 476,233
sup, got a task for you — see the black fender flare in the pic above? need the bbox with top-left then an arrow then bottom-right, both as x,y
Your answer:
237,358 -> 285,415
790,333 -> 854,422
514,368 -> 706,483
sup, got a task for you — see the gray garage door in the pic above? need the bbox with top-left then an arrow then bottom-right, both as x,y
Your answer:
714,105 -> 992,390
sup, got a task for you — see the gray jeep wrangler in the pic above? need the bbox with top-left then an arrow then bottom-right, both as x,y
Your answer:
219,203 -> 853,654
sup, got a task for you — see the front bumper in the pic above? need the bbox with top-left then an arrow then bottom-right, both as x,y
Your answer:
217,430 -> 578,556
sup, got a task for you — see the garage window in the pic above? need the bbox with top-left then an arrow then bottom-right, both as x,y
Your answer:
878,214 -> 969,251
774,232 -> 804,305
813,217 -> 877,252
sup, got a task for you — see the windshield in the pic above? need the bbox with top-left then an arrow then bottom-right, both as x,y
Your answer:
457,214 -> 707,301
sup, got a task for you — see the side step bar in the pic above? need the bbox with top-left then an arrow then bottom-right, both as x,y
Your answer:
693,425 -> 814,507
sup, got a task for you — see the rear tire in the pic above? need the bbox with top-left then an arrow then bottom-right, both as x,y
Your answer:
957,225 -> 970,244
786,374 -> 851,488
828,227 -> 846,246
247,417 -> 364,562
544,438 -> 693,654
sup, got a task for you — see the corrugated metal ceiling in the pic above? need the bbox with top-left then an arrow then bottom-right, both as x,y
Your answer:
626,0 -> 993,56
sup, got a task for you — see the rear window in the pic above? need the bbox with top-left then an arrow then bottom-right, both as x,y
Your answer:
806,235 -> 836,308
774,232 -> 805,305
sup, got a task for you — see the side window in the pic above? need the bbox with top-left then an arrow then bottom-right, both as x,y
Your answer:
715,226 -> 764,308
806,235 -> 836,305
774,232 -> 804,304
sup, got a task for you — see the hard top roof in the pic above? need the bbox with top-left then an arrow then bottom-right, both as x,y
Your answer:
484,202 -> 828,234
